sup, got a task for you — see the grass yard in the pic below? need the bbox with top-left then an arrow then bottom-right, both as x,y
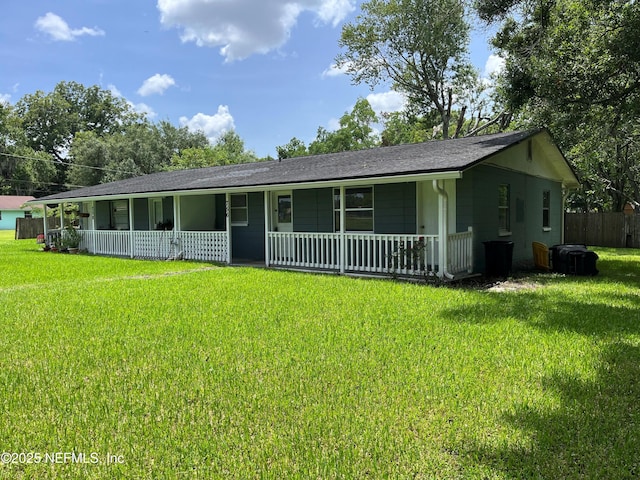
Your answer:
1,230 -> 639,479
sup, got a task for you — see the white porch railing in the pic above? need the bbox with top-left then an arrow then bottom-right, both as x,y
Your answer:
80,230 -> 131,256
79,230 -> 228,263
268,231 -> 473,276
448,227 -> 474,274
180,231 -> 228,263
269,232 -> 341,270
78,229 -> 472,277
344,233 -> 438,275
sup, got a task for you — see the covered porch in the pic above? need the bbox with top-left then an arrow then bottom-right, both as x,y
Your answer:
41,178 -> 474,279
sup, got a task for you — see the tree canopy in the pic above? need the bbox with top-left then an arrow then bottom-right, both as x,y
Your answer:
1,81 -> 259,197
336,0 -> 477,138
479,0 -> 640,210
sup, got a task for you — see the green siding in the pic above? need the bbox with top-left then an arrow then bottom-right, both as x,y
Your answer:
231,192 -> 265,261
133,198 -> 149,231
162,197 -> 174,225
374,183 -> 416,234
214,194 -> 226,230
292,188 -> 333,232
457,165 -> 564,271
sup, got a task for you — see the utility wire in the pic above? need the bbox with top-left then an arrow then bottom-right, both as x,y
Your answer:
1,177 -> 88,189
0,151 -> 139,175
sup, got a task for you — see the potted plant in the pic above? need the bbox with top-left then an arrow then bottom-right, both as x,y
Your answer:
63,226 -> 82,254
51,237 -> 61,253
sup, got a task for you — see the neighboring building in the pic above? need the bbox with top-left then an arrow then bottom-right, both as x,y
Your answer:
29,129 -> 579,278
0,196 -> 39,230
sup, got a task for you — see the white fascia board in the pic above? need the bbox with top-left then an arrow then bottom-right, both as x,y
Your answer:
34,171 -> 463,204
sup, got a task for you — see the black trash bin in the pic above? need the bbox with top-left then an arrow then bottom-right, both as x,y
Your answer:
483,240 -> 514,278
550,244 -> 598,275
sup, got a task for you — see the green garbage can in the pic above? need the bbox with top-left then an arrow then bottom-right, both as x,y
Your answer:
483,240 -> 514,278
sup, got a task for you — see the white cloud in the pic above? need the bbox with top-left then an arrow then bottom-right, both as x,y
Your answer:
179,105 -> 235,143
157,0 -> 356,61
137,74 -> 177,97
483,54 -> 505,78
35,12 -> 105,42
321,62 -> 350,78
107,84 -> 157,119
131,102 -> 157,119
0,93 -> 11,105
366,91 -> 406,115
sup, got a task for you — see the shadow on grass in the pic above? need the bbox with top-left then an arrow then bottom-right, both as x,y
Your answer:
444,255 -> 640,477
468,341 -> 640,478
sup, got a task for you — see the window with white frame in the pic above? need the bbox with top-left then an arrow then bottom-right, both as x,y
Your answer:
498,184 -> 511,235
334,186 -> 374,232
230,193 -> 248,226
542,190 -> 551,230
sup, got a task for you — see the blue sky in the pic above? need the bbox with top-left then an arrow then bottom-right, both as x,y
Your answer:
1,0 -> 502,158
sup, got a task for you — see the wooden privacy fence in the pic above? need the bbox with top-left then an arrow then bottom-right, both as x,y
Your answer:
15,217 -> 58,240
565,212 -> 640,248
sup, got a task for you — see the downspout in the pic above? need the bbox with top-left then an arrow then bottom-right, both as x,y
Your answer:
432,180 -> 454,279
561,186 -> 569,244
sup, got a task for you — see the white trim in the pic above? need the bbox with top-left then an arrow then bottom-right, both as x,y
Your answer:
225,193 -> 231,264
339,186 -> 345,274
264,191 -> 270,267
229,193 -> 249,226
128,198 -> 134,259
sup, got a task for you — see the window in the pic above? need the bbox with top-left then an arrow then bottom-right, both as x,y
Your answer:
277,194 -> 292,224
498,184 -> 511,235
24,211 -> 33,219
230,193 -> 248,226
334,186 -> 374,232
542,190 -> 551,230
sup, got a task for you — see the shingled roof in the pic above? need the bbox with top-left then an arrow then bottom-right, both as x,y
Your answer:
0,195 -> 36,210
33,129 -> 574,203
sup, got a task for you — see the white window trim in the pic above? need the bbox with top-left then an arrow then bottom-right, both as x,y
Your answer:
498,184 -> 511,236
542,190 -> 551,231
230,193 -> 249,226
334,186 -> 374,233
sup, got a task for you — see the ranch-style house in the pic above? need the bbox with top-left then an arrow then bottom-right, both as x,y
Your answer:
30,129 -> 579,279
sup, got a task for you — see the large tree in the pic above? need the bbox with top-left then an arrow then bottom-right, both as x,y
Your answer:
308,98 -> 380,155
336,0 -> 476,138
167,131 -> 258,171
13,81 -> 140,194
1,101 -> 58,195
68,121 -> 209,186
478,0 -> 640,210
14,81 -> 137,161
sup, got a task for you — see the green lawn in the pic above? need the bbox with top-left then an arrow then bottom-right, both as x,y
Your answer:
1,230 -> 639,479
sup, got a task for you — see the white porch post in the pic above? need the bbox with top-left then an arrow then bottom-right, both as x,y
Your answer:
264,191 -> 270,267
173,195 -> 181,233
225,193 -> 232,264
339,185 -> 346,274
42,204 -> 48,241
59,203 -> 64,231
432,180 -> 450,279
128,198 -> 134,258
89,201 -> 96,254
